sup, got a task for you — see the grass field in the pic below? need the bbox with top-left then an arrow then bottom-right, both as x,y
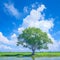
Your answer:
0,52 -> 60,57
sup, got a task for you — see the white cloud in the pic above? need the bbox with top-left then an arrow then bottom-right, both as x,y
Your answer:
10,33 -> 17,45
31,3 -> 36,8
0,32 -> 10,44
0,44 -> 12,50
47,33 -> 60,51
18,27 -> 24,34
37,4 -> 46,12
0,32 -> 17,46
48,41 -> 60,51
0,32 -> 20,51
39,20 -> 54,32
4,3 -> 20,19
11,33 -> 17,38
23,6 -> 28,13
18,4 -> 54,33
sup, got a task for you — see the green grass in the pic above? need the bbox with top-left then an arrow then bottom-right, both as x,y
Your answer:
35,52 -> 60,57
0,52 -> 60,57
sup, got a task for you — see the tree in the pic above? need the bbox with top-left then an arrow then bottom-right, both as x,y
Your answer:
17,27 -> 53,55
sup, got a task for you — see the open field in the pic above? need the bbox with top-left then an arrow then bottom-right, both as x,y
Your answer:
0,52 -> 60,57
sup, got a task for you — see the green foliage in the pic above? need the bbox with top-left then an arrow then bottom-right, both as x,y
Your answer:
17,27 -> 53,54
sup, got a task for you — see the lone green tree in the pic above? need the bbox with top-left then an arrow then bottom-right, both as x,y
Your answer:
17,27 -> 52,55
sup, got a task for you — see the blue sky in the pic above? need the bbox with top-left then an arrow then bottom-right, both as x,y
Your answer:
0,0 -> 60,52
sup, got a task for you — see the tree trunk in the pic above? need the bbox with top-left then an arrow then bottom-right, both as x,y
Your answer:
32,49 -> 35,55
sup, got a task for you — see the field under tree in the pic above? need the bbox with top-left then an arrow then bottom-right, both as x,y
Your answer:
0,52 -> 60,57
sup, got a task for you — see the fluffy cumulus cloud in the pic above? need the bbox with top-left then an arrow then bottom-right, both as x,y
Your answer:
0,32 -> 17,52
0,44 -> 12,52
4,3 -> 20,19
47,33 -> 60,51
0,32 -> 10,44
48,41 -> 60,51
18,4 -> 54,33
0,32 -> 17,45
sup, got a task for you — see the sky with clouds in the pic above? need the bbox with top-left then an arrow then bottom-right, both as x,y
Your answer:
0,0 -> 60,52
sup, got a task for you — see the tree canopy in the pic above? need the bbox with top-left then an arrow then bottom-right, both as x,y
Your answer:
17,27 -> 53,55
